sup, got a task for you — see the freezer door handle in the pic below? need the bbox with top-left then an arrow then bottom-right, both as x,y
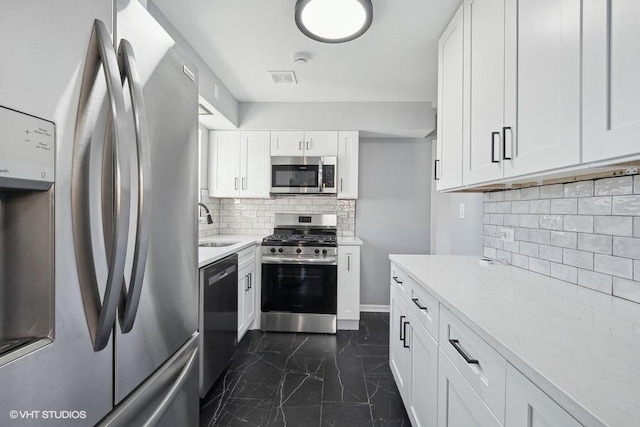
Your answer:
72,19 -> 132,352
116,38 -> 152,334
143,346 -> 198,426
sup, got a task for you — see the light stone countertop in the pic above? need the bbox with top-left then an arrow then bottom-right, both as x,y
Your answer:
389,255 -> 640,427
337,236 -> 363,246
198,235 -> 266,268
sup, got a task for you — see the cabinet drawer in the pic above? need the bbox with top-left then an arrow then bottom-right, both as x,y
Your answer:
390,262 -> 409,297
439,306 -> 506,424
408,282 -> 439,342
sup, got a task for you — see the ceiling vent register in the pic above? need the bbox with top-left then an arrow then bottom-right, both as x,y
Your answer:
267,71 -> 298,84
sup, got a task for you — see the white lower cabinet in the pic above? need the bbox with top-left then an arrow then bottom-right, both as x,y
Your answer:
438,349 -> 502,427
506,365 -> 581,427
407,311 -> 438,427
337,245 -> 360,325
390,286 -> 410,403
237,246 -> 256,340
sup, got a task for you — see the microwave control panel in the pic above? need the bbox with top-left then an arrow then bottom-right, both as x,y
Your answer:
0,105 -> 55,190
322,164 -> 335,188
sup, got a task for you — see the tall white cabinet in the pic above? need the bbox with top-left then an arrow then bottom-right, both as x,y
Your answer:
208,130 -> 270,198
337,131 -> 359,199
583,0 -> 640,163
436,5 -> 464,191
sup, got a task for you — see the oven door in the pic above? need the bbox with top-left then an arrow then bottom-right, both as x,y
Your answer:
270,157 -> 321,194
261,260 -> 337,314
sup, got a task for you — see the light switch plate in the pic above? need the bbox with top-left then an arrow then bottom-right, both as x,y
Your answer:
459,203 -> 465,219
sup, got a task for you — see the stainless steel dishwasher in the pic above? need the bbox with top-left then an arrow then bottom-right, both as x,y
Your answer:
199,254 -> 238,397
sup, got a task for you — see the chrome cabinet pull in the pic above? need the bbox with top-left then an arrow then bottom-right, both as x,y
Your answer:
502,126 -> 512,160
434,159 -> 440,180
117,38 -> 151,334
403,320 -> 410,348
392,276 -> 403,284
491,132 -> 500,163
299,141 -> 303,150
248,272 -> 252,289
72,19 -> 131,351
235,177 -> 238,190
412,298 -> 427,311
347,255 -> 351,271
242,177 -> 246,190
449,339 -> 479,364
399,315 -> 406,342
306,140 -> 311,150
340,178 -> 344,192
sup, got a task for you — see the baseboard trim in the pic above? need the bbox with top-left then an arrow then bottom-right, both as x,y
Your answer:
360,304 -> 390,313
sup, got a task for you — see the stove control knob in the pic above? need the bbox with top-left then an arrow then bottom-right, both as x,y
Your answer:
296,248 -> 302,254
315,249 -> 320,254
270,248 -> 276,253
322,249 -> 328,255
278,248 -> 284,253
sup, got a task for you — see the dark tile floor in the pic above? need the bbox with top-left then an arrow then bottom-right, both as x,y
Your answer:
200,313 -> 410,427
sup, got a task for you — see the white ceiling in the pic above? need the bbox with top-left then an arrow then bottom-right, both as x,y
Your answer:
151,0 -> 461,103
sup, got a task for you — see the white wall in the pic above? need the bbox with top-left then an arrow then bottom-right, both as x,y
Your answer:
238,102 -> 436,138
357,138 -> 432,306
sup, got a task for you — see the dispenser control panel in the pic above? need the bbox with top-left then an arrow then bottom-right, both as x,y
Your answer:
0,105 -> 55,190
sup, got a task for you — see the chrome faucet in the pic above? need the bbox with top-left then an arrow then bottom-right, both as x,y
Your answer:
198,203 -> 213,224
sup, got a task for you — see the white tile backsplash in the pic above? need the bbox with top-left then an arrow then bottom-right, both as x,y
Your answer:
484,176 -> 640,304
199,195 -> 356,238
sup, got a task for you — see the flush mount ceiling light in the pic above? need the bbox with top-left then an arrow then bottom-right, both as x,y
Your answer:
295,0 -> 373,43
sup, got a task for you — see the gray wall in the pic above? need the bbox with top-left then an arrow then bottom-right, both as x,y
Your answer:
357,138 -> 432,306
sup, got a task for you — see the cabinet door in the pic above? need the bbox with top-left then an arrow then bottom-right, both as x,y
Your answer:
304,131 -> 338,156
407,311 -> 438,427
240,131 -> 270,198
503,0 -> 581,177
237,268 -> 247,340
463,0 -> 505,185
437,5 -> 464,190
583,0 -> 640,162
506,365 -> 582,427
337,245 -> 360,321
209,131 -> 240,197
390,286 -> 410,404
270,130 -> 304,156
438,349 -> 502,427
245,266 -> 256,329
337,131 -> 359,199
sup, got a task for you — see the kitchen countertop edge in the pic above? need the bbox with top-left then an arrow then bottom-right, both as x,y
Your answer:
198,235 -> 266,268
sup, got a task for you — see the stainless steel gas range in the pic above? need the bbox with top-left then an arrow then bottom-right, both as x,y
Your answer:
261,213 -> 338,333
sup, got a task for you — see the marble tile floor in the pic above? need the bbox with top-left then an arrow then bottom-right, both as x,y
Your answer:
199,312 -> 410,427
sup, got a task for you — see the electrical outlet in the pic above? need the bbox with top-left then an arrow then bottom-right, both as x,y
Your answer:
499,227 -> 514,243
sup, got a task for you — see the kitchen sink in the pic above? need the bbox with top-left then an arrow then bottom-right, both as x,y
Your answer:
199,242 -> 239,248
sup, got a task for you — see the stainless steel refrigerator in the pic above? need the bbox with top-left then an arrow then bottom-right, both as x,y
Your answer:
0,0 -> 199,425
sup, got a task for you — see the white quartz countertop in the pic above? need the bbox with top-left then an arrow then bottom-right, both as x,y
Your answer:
388,255 -> 640,427
337,236 -> 363,246
198,235 -> 266,268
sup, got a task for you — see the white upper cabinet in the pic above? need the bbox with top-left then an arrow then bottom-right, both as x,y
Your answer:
337,131 -> 359,199
270,130 -> 338,157
436,5 -> 464,191
462,0 -> 505,185
208,131 -> 241,198
209,130 -> 270,198
270,130 -> 305,156
305,131 -> 339,156
583,0 -> 640,163
503,0 -> 581,177
240,131 -> 271,198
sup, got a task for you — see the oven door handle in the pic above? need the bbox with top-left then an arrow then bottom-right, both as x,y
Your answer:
262,256 -> 338,265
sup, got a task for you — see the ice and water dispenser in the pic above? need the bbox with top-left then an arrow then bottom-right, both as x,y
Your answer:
0,105 -> 54,364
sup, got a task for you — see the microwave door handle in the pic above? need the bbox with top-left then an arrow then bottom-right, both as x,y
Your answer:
318,160 -> 323,192
117,38 -> 151,334
72,19 -> 131,351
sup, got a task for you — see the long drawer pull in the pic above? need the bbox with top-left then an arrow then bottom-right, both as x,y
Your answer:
399,315 -> 406,341
412,298 -> 428,311
392,276 -> 403,284
449,339 -> 479,364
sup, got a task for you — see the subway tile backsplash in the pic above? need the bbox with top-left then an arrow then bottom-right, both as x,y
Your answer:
483,175 -> 640,304
198,190 -> 356,238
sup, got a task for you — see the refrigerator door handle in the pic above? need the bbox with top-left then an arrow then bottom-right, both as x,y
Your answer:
117,38 -> 151,333
72,19 -> 132,352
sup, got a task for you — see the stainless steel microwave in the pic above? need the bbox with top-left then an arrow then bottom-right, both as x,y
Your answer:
270,156 -> 337,194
